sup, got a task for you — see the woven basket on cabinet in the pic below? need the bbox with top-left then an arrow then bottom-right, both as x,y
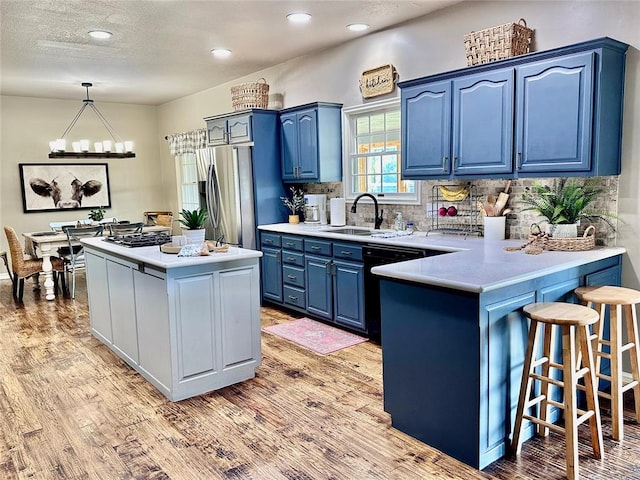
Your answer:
464,18 -> 534,66
230,78 -> 269,110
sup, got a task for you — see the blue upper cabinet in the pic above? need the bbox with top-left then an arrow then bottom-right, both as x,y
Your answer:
280,102 -> 343,183
453,69 -> 514,176
400,37 -> 628,179
205,111 -> 252,145
515,53 -> 594,174
402,81 -> 451,177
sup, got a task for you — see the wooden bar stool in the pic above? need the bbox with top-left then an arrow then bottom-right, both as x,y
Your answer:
512,302 -> 603,480
575,285 -> 640,440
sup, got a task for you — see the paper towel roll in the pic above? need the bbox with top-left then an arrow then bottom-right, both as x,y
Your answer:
330,198 -> 346,226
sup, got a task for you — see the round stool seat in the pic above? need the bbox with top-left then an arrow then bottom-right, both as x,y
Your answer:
523,302 -> 599,326
575,285 -> 640,305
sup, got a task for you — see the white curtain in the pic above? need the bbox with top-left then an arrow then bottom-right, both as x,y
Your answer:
167,129 -> 206,156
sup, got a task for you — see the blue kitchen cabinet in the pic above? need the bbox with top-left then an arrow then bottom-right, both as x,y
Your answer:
333,259 -> 365,331
280,102 -> 343,182
453,69 -> 514,176
305,254 -> 333,320
402,81 -> 451,177
204,111 -> 252,145
402,70 -> 514,179
260,232 -> 283,303
400,37 -> 628,179
515,52 -> 594,174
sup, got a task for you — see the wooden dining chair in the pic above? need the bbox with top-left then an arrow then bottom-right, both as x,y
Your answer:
60,225 -> 104,299
108,222 -> 144,235
3,226 -> 66,301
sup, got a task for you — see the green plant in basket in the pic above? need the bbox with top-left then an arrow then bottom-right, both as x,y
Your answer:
521,178 -> 617,231
179,208 -> 208,230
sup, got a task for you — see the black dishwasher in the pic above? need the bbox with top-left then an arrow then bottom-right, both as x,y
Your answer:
363,244 -> 445,343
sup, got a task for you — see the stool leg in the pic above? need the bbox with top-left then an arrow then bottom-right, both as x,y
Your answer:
624,304 -> 640,422
592,302 -> 606,392
562,325 -> 579,480
539,323 -> 554,437
611,304 -> 624,440
578,323 -> 604,459
512,319 -> 542,455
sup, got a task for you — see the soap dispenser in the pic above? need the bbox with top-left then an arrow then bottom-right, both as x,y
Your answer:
394,212 -> 405,231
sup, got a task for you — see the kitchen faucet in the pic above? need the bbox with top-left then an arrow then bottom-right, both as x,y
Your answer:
351,193 -> 384,229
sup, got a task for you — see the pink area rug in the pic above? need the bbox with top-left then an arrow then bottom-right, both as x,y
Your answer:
263,317 -> 367,355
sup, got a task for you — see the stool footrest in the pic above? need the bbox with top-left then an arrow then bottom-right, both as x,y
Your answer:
597,372 -> 612,382
621,342 -> 635,353
532,356 -> 549,368
525,394 -> 546,410
622,380 -> 639,393
523,414 -> 565,435
531,373 -> 564,389
595,351 -> 612,359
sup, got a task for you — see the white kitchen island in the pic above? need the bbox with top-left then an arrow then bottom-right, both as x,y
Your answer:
81,237 -> 263,402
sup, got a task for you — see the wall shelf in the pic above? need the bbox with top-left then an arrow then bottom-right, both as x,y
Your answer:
48,152 -> 135,159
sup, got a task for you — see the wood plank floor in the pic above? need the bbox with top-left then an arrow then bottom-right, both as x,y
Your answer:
1,275 -> 639,479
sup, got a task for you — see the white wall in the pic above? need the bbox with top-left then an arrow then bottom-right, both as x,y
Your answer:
157,0 -> 640,289
0,96 -> 164,252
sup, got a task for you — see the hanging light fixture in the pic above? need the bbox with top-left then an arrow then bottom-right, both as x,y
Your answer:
49,82 -> 135,158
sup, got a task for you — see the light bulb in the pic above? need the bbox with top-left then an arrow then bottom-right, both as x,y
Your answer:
72,142 -> 81,153
115,142 -> 124,153
124,141 -> 134,152
94,142 -> 104,153
80,139 -> 90,152
103,140 -> 112,152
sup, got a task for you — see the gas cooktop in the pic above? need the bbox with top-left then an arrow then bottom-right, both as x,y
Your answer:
104,232 -> 171,248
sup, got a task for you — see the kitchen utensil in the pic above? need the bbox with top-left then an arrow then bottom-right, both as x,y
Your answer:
501,208 -> 513,216
494,180 -> 512,215
487,194 -> 497,206
477,200 -> 487,216
484,202 -> 496,217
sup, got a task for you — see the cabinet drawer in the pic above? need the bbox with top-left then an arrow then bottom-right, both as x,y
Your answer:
284,285 -> 306,309
282,235 -> 304,252
305,239 -> 332,256
282,250 -> 304,267
261,233 -> 281,248
333,242 -> 363,261
283,265 -> 305,288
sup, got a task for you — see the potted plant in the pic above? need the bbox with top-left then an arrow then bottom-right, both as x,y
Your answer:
521,178 -> 616,237
280,187 -> 305,224
179,207 -> 208,244
88,206 -> 105,222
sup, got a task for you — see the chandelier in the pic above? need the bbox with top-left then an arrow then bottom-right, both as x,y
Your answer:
49,82 -> 135,158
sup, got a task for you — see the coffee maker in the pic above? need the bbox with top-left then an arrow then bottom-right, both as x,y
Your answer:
303,194 -> 327,225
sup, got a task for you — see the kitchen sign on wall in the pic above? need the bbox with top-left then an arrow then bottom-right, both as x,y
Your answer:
359,64 -> 398,98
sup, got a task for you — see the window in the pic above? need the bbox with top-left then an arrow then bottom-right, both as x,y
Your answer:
342,98 -> 418,204
176,153 -> 199,211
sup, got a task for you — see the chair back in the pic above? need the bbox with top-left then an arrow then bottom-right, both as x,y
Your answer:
50,220 -> 92,231
155,214 -> 173,227
63,225 -> 104,259
3,226 -> 26,273
109,222 -> 144,235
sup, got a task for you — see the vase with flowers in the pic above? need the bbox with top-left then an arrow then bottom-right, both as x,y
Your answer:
280,187 -> 305,224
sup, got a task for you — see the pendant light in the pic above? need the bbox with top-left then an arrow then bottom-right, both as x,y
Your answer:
49,82 -> 135,158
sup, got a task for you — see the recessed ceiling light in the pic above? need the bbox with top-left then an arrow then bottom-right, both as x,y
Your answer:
211,48 -> 232,58
88,30 -> 113,39
286,12 -> 312,23
347,23 -> 370,32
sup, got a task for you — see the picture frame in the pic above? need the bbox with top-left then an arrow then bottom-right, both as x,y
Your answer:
19,162 -> 111,213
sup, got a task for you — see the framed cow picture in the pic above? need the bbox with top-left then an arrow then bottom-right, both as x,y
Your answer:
19,163 -> 111,213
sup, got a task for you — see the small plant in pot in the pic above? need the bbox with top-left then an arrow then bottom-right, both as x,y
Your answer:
179,208 -> 208,245
88,206 -> 105,222
280,187 -> 305,224
521,178 -> 616,238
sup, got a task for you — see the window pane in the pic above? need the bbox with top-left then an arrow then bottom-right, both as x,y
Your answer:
356,117 -> 369,135
356,135 -> 371,154
386,129 -> 400,149
381,154 -> 398,173
370,113 -> 385,133
366,156 -> 381,174
382,174 -> 398,193
386,110 -> 401,130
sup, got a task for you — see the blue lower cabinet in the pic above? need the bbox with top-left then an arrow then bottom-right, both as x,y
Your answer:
305,254 -> 333,320
283,285 -> 306,309
333,259 -> 365,331
261,247 -> 282,303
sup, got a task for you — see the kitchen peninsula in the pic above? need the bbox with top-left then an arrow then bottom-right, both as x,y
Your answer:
258,223 -> 625,469
81,237 -> 263,402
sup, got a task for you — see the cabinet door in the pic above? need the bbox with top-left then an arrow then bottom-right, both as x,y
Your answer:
333,259 -> 365,331
85,251 -> 112,343
207,118 -> 228,146
261,247 -> 283,303
305,254 -> 333,320
515,52 -> 595,173
402,81 -> 451,177
106,259 -> 139,365
453,69 -> 514,175
280,112 -> 299,180
296,109 -> 320,180
227,114 -> 252,144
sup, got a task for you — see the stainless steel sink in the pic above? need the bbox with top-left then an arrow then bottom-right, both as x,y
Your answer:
324,228 -> 373,236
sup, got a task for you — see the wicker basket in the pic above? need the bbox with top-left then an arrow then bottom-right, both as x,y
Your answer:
464,18 -> 534,66
529,225 -> 596,252
230,78 -> 269,110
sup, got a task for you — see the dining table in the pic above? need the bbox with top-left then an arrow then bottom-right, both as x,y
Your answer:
23,225 -> 171,301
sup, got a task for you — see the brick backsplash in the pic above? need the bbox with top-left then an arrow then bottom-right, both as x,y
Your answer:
304,176 -> 619,246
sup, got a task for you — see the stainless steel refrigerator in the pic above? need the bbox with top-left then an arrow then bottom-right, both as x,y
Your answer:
197,145 -> 285,250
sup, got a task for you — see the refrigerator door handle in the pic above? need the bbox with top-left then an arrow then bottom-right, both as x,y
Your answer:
206,163 -> 219,229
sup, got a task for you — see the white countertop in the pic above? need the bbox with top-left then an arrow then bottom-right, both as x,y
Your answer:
258,223 -> 625,293
81,237 -> 262,270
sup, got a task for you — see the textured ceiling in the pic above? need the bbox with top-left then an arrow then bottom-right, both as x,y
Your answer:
0,0 -> 460,105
